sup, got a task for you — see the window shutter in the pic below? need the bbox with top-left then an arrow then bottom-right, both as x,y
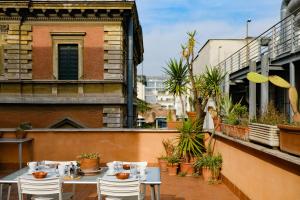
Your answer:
58,44 -> 78,80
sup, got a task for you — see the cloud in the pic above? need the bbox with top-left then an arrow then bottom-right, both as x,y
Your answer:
136,0 -> 281,75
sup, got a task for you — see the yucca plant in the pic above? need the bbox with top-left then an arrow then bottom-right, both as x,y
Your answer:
202,66 -> 226,113
176,120 -> 204,163
163,58 -> 188,116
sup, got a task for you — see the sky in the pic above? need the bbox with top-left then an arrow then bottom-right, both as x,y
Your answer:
135,0 -> 282,76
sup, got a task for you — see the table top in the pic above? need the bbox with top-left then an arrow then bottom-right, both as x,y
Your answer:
0,167 -> 161,185
0,138 -> 33,143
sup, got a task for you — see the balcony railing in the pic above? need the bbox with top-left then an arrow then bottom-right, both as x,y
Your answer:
217,9 -> 300,74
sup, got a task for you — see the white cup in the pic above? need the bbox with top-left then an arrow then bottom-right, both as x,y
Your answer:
106,162 -> 114,173
27,162 -> 37,172
58,165 -> 66,176
139,166 -> 146,176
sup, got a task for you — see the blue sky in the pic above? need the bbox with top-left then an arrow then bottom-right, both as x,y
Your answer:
135,0 -> 281,75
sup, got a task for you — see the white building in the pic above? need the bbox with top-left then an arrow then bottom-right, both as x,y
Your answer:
143,76 -> 174,108
137,76 -> 146,101
194,39 -> 250,74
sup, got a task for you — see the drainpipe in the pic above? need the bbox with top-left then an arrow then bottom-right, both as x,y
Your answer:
281,0 -> 290,20
127,14 -> 134,128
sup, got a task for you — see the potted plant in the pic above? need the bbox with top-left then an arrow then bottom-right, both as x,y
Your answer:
15,122 -> 32,139
158,139 -> 175,172
221,97 -> 249,140
194,153 -> 222,182
181,31 -> 204,120
177,120 -> 204,176
77,153 -> 100,172
278,122 -> 300,156
247,72 -> 300,151
164,58 -> 188,124
157,155 -> 168,172
249,102 -> 286,147
166,154 -> 180,176
166,109 -> 182,129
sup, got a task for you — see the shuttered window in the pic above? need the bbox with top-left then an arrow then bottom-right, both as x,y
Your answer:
58,44 -> 78,80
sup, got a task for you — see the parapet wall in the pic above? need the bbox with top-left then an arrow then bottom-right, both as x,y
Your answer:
0,129 -> 178,169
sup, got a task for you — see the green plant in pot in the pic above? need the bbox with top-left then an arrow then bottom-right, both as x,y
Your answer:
15,122 -> 32,139
77,153 -> 100,173
221,97 -> 249,140
166,154 -> 180,176
247,72 -> 300,152
177,119 -> 204,176
158,139 -> 175,172
194,153 -> 222,182
163,58 -> 188,119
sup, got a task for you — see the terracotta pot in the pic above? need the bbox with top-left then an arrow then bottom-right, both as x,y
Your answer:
202,167 -> 212,182
79,158 -> 99,172
278,124 -> 300,156
167,121 -> 183,129
187,112 -> 197,122
15,130 -> 27,139
223,124 -> 229,135
213,117 -> 221,132
167,164 -> 178,176
158,158 -> 168,172
180,162 -> 194,176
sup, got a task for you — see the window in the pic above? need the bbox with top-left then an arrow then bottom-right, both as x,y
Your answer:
51,32 -> 85,80
58,44 -> 78,80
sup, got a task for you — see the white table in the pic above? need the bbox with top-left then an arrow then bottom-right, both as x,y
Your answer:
0,167 -> 161,200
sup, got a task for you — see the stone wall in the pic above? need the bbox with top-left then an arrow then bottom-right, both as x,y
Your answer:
4,24 -> 32,80
103,24 -> 124,81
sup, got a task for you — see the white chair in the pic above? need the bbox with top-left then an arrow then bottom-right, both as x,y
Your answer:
17,177 -> 73,200
97,178 -> 144,200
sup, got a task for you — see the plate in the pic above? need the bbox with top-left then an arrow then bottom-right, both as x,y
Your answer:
78,168 -> 103,176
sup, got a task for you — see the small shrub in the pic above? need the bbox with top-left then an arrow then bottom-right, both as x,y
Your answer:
254,102 -> 287,125
77,153 -> 99,159
178,172 -> 187,177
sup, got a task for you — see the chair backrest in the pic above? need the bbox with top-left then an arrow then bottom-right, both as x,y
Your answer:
97,178 -> 140,200
17,177 -> 63,200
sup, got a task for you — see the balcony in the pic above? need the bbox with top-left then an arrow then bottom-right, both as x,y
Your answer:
0,128 -> 299,199
217,10 -> 300,75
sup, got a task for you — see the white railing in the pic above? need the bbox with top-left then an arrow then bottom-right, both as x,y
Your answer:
217,10 -> 300,74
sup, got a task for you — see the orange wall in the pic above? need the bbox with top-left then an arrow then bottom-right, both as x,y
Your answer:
210,134 -> 300,200
0,105 -> 103,128
32,25 -> 104,80
0,130 -> 178,167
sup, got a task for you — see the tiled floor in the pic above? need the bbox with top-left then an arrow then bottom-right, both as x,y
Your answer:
0,171 -> 238,200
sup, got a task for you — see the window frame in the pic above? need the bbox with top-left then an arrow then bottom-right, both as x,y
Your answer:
51,32 -> 85,80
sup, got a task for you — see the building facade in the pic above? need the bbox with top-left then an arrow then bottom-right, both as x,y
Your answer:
194,39 -> 250,75
216,0 -> 300,119
0,0 -> 143,128
143,76 -> 174,108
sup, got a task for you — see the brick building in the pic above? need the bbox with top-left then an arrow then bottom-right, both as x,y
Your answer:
0,0 -> 143,128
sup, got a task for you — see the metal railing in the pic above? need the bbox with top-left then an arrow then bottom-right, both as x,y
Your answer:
217,10 -> 300,74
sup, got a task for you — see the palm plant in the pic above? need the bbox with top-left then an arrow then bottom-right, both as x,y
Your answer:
202,66 -> 226,113
176,120 -> 204,163
163,58 -> 188,117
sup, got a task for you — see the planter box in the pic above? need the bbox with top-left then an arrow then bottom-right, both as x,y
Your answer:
222,124 -> 249,141
249,123 -> 279,147
278,124 -> 300,156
